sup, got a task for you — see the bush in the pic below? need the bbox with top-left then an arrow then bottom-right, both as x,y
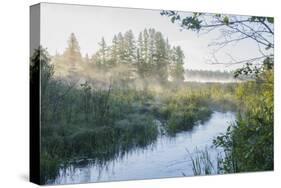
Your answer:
213,70 -> 273,173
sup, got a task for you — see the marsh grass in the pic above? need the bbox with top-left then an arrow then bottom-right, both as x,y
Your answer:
188,148 -> 224,176
35,48 -> 238,183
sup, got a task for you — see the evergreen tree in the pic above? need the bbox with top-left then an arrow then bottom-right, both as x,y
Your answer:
148,28 -> 156,67
137,32 -> 146,78
57,29 -> 186,84
137,32 -> 144,61
143,29 -> 149,63
154,32 -> 169,82
170,46 -> 185,82
63,33 -> 82,66
110,35 -> 119,65
117,32 -> 126,64
98,37 -> 108,65
123,30 -> 136,64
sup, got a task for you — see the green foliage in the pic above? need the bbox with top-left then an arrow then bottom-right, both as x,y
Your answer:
165,104 -> 212,134
223,16 -> 229,25
35,41 -> 273,183
157,84 -> 237,135
40,78 -> 160,183
40,153 -> 60,184
38,46 -> 166,183
267,17 -> 274,23
63,33 -> 82,65
39,57 -> 238,183
170,46 -> 185,82
214,69 -> 273,173
234,56 -> 273,79
175,69 -> 273,176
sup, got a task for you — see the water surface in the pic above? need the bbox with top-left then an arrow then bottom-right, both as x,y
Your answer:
52,111 -> 235,184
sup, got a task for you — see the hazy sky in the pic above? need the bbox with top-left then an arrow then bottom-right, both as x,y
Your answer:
41,3 -> 262,71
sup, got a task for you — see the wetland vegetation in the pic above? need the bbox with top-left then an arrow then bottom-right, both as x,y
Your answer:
31,6 -> 273,184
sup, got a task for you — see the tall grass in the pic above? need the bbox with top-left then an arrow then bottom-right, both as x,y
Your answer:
36,49 -> 238,183
189,148 -> 223,176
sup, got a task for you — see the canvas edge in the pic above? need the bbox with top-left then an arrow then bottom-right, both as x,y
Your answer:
30,3 -> 41,185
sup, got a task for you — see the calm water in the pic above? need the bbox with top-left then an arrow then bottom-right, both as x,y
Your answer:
51,111 -> 235,184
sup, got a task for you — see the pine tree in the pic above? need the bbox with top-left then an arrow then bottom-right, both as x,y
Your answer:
154,32 -> 169,82
148,28 -> 156,66
110,35 -> 119,65
77,29 -> 186,84
143,29 -> 149,63
137,32 -> 144,61
117,32 -> 126,64
123,30 -> 136,64
98,37 -> 108,65
170,46 -> 185,82
63,33 -> 82,66
165,38 -> 171,62
136,32 -> 147,78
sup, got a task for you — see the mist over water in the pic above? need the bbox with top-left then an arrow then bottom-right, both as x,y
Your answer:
184,77 -> 241,83
184,69 -> 242,83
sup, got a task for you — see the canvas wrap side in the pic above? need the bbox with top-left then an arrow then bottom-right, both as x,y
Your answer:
30,3 -> 41,185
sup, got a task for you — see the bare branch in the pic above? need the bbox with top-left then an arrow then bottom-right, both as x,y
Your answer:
207,54 -> 267,66
258,18 -> 274,34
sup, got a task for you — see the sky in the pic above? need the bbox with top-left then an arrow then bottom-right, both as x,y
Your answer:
40,3 -> 263,71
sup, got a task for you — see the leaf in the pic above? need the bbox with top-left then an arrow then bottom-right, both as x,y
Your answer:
171,16 -> 176,23
250,16 -> 257,22
223,16 -> 229,25
227,126 -> 231,132
267,17 -> 274,23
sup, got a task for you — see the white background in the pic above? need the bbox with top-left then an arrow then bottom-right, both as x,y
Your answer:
0,0 -> 279,187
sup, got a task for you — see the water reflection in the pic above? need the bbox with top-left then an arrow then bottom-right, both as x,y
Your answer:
51,111 -> 235,184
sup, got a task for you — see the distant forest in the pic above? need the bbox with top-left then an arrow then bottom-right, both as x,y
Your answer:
50,29 -> 246,85
185,69 -> 241,82
51,29 -> 186,85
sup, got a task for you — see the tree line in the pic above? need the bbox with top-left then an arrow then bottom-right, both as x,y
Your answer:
52,29 -> 185,84
185,69 -> 237,81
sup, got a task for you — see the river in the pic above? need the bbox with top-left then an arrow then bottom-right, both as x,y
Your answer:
51,111 -> 235,184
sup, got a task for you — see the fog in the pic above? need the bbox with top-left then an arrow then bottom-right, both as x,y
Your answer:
184,77 -> 241,83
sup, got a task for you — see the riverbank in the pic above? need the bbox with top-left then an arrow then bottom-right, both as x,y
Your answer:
41,81 -> 238,184
50,111 -> 235,184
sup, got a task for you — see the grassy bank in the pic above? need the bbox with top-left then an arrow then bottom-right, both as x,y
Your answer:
40,80 -> 238,183
32,48 -> 239,183
188,70 -> 274,176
